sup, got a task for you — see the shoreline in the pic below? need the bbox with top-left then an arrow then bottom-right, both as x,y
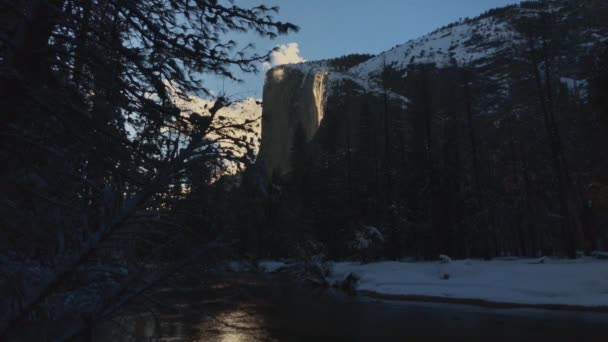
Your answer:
357,289 -> 608,313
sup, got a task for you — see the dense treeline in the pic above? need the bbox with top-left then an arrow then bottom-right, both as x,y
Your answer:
1,0 -> 608,337
234,1 -> 608,261
327,53 -> 376,71
0,0 -> 295,339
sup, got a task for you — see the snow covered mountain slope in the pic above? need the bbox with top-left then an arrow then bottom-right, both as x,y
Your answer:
174,94 -> 262,177
351,0 -> 607,87
351,16 -> 516,80
255,0 -> 608,258
233,1 -> 608,180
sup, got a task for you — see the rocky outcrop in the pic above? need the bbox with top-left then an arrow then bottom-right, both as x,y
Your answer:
259,66 -> 327,177
254,0 -> 608,258
258,64 -> 408,177
258,0 -> 608,179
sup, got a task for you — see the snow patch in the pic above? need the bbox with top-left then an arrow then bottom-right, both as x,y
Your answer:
329,259 -> 608,307
258,260 -> 288,273
351,17 -> 518,81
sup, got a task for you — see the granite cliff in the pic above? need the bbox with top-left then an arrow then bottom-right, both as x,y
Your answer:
252,0 -> 608,258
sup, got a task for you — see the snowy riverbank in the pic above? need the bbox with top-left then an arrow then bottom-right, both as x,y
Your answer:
328,258 -> 608,309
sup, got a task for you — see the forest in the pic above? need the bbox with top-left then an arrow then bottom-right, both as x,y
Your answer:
0,0 -> 297,338
1,0 -> 608,340
243,1 -> 608,262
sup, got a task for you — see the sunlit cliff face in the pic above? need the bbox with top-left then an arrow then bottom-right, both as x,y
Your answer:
270,66 -> 328,126
271,68 -> 285,82
313,71 -> 329,125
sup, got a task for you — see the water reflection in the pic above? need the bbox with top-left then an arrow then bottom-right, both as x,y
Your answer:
96,274 -> 608,342
97,306 -> 272,342
197,308 -> 271,342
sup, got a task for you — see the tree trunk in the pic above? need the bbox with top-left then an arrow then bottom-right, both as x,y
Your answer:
528,34 -> 576,258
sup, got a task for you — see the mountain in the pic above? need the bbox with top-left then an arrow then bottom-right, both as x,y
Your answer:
174,95 -> 262,179
351,1 -> 604,79
254,0 -> 608,259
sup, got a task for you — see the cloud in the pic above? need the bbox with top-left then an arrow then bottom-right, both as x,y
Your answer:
263,43 -> 306,70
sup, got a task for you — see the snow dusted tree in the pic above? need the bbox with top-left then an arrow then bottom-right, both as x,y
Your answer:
0,0 -> 297,338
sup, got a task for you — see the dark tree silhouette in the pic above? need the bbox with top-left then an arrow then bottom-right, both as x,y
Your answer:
0,0 -> 297,338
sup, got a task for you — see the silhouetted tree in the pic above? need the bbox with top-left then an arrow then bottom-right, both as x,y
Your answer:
0,0 -> 297,338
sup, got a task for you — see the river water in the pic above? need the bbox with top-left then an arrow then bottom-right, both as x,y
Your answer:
95,273 -> 608,341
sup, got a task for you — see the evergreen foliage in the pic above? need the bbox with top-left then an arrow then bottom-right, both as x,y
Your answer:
0,0 -> 296,338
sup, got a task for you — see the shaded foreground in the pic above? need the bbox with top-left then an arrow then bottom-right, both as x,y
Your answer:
88,272 -> 608,341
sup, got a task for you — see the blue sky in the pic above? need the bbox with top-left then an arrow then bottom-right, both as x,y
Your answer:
205,0 -> 522,99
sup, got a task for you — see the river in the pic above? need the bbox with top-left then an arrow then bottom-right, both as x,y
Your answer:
94,273 -> 608,341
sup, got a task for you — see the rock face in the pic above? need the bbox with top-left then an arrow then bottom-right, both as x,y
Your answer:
259,64 -> 408,177
259,67 -> 327,177
258,0 -> 608,179
255,0 -> 608,258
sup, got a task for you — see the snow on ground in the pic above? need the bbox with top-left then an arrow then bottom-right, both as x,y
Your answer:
258,260 -> 289,273
330,259 -> 608,307
225,260 -> 289,273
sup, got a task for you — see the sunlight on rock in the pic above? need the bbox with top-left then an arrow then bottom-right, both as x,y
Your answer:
272,68 -> 285,82
312,71 -> 329,125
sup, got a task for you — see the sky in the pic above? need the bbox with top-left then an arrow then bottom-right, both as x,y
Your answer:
204,0 -> 523,99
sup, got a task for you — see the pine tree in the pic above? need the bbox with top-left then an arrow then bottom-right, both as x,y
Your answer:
0,0 -> 297,338
521,13 -> 578,257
